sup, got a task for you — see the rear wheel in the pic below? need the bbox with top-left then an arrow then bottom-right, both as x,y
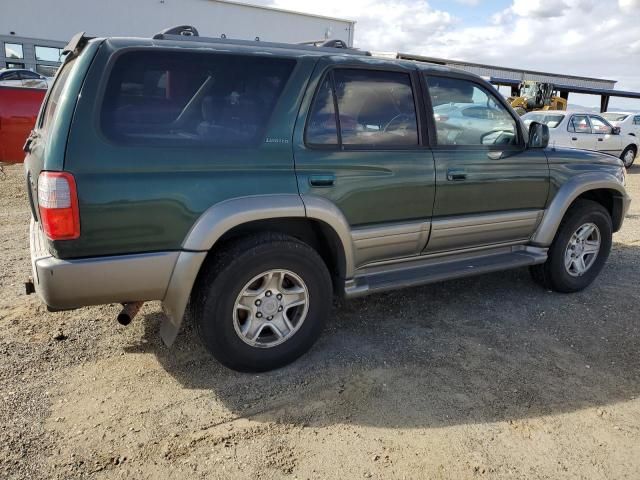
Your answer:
530,199 -> 612,293
621,145 -> 637,168
193,233 -> 332,372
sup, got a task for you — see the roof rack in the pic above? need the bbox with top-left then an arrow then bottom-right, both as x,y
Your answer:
152,25 -> 371,56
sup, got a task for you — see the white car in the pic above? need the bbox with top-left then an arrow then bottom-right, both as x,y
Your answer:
522,110 -> 639,168
0,69 -> 49,89
601,111 -> 640,137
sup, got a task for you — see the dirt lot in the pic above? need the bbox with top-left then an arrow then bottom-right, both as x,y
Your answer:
1,162 -> 639,480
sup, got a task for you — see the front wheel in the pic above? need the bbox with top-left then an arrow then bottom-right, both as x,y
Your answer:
530,199 -> 612,293
621,145 -> 637,168
193,233 -> 332,372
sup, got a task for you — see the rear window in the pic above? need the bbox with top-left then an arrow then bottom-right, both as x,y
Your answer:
100,51 -> 295,147
602,113 -> 628,122
40,58 -> 76,132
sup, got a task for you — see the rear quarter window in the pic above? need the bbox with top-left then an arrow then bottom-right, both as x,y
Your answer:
100,51 -> 295,147
39,58 -> 76,132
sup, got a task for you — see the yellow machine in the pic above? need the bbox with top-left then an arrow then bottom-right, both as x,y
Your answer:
509,81 -> 568,115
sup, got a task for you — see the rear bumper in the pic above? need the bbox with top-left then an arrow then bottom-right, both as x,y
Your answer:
30,220 -> 179,310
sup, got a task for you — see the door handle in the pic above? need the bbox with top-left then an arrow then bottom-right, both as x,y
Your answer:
571,137 -> 578,141
447,169 -> 467,181
309,174 -> 335,187
597,138 -> 604,142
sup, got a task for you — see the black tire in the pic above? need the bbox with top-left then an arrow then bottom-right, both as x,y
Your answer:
192,233 -> 332,372
529,199 -> 612,293
621,145 -> 637,168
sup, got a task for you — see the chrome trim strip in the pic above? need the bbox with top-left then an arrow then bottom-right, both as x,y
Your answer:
426,209 -> 543,252
351,221 -> 430,267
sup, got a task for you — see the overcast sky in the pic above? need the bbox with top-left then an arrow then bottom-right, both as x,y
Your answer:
254,0 -> 640,109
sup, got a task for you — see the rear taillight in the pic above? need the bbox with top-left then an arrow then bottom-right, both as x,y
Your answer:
37,172 -> 80,240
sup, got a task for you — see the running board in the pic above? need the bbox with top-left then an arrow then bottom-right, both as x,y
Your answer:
344,247 -> 548,298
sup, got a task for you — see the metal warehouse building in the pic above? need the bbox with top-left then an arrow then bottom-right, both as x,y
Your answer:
0,0 -> 355,76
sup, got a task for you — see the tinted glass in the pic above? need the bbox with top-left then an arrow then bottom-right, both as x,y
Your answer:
568,115 -> 591,133
1,70 -> 20,81
333,69 -> 418,147
635,116 -> 640,125
4,43 -> 23,59
20,71 -> 42,79
426,76 -> 517,146
40,59 -> 76,131
306,76 -> 338,145
590,116 -> 612,134
6,62 -> 24,69
35,46 -> 62,62
101,51 -> 294,147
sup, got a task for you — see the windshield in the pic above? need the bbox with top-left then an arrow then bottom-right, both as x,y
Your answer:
602,113 -> 628,122
523,113 -> 564,128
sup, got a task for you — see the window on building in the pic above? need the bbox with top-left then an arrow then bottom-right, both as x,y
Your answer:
6,62 -> 25,69
306,69 -> 419,147
35,46 -> 63,63
101,51 -> 295,146
4,42 -> 24,59
426,76 -> 517,146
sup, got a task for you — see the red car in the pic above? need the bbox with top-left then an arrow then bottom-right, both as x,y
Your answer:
0,86 -> 46,163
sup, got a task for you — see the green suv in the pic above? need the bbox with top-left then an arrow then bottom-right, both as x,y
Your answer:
25,29 -> 630,371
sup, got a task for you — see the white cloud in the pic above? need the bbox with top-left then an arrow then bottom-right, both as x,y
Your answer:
511,0 -> 568,18
257,0 -> 640,107
619,0 -> 640,12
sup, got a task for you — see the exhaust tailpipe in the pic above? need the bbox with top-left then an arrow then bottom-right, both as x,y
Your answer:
117,302 -> 144,326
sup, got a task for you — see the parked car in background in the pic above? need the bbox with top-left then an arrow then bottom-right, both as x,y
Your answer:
0,69 -> 49,89
0,86 -> 46,163
602,111 -> 640,137
522,110 -> 639,167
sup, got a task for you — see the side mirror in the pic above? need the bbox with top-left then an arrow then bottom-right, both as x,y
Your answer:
612,126 -> 621,135
528,121 -> 549,149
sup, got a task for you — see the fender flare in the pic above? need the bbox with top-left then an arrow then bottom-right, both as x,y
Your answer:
160,194 -> 355,345
530,172 -> 629,247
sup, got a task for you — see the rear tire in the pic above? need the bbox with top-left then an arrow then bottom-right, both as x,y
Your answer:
621,145 -> 637,168
530,199 -> 612,293
193,233 -> 332,372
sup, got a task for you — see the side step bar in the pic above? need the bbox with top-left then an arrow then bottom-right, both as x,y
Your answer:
344,246 -> 548,298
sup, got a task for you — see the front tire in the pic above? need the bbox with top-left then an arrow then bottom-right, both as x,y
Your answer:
530,200 -> 612,293
621,145 -> 637,168
193,233 -> 332,372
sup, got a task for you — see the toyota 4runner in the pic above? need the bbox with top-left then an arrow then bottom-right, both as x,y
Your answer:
25,28 -> 631,371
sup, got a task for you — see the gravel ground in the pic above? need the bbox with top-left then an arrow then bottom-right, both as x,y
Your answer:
1,162 -> 639,480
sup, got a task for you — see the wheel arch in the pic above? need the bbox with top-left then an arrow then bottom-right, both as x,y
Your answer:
531,173 -> 629,246
159,194 -> 354,346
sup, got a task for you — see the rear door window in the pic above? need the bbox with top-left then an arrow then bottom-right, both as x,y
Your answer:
306,68 -> 419,148
100,51 -> 295,147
